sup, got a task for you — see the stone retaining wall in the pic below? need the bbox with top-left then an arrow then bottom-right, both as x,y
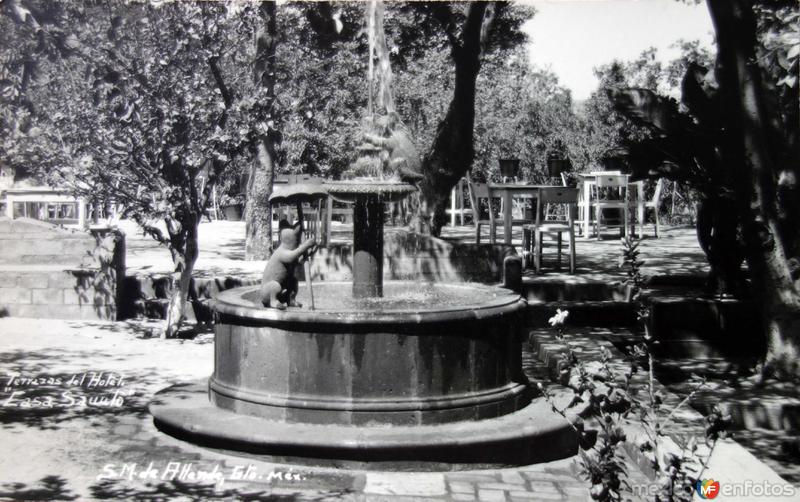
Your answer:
0,217 -> 125,320
0,269 -> 118,319
646,295 -> 764,359
305,230 -> 516,283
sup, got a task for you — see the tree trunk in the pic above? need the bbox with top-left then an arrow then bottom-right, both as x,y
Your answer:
416,2 -> 495,236
245,138 -> 275,260
245,1 -> 277,261
164,216 -> 199,338
695,195 -> 745,296
419,64 -> 480,236
708,0 -> 800,377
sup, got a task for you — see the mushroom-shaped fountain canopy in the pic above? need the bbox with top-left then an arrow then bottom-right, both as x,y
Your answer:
324,180 -> 416,204
269,183 -> 329,204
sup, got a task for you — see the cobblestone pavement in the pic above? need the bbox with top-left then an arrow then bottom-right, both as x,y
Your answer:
0,318 -> 655,501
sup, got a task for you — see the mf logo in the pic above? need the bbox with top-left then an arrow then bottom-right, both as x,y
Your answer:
695,479 -> 721,499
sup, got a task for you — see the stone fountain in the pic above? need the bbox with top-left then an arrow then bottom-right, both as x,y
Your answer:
150,0 -> 580,466
149,174 -> 581,465
150,202 -> 579,465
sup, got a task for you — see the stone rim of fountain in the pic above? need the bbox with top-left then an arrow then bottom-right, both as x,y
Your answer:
210,281 -> 522,324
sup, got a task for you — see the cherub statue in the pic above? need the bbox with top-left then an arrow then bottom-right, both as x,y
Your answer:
259,202 -> 316,309
362,112 -> 424,183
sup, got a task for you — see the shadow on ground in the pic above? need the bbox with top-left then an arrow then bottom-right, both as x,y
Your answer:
0,347 -> 160,430
71,320 -> 215,343
0,475 -> 355,501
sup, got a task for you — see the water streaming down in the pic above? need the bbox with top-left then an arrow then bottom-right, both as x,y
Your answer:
322,0 -> 421,298
366,0 -> 395,121
354,0 -> 424,183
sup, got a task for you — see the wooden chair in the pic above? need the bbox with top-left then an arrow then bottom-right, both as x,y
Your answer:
592,174 -> 629,240
523,187 -> 579,274
638,178 -> 664,238
467,180 -> 501,244
446,178 -> 468,227
563,172 -> 592,236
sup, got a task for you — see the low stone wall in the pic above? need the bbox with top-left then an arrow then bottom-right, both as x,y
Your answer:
306,230 -> 516,283
0,217 -> 97,264
120,274 -> 259,322
0,269 -> 118,319
0,217 -> 125,320
646,295 -> 764,359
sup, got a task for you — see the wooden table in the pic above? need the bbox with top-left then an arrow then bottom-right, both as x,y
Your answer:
487,183 -> 549,245
576,173 -> 645,237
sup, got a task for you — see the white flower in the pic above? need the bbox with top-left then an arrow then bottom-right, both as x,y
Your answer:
548,308 -> 569,327
77,155 -> 93,170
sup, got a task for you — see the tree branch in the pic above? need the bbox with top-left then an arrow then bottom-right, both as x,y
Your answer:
428,3 -> 461,55
208,56 -> 232,109
462,2 -> 490,61
479,1 -> 503,53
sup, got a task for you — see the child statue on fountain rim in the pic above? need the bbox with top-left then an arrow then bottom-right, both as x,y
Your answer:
259,201 -> 316,310
361,111 -> 424,183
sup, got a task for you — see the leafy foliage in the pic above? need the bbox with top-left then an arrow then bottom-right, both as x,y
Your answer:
544,307 -> 730,502
0,0 -> 272,335
540,239 -> 732,501
271,3 -> 368,180
2,1 -> 264,228
271,2 -> 560,187
473,49 -> 578,182
620,236 -> 649,326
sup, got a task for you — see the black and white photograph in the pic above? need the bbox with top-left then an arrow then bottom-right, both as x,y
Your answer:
0,0 -> 798,500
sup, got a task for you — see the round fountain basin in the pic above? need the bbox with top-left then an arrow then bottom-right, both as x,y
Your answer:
208,281 -> 530,426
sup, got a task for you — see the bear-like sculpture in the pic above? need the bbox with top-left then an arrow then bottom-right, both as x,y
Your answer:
362,112 -> 423,183
259,203 -> 316,309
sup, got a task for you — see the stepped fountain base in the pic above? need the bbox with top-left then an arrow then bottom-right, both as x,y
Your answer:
151,382 -> 579,466
150,281 -> 581,466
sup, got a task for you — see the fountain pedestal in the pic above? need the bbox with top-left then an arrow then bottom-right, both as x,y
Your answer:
325,180 -> 416,298
353,198 -> 384,297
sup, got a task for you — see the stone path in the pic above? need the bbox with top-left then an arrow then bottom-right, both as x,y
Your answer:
654,358 -> 800,484
2,320 -> 795,501
0,317 -> 654,501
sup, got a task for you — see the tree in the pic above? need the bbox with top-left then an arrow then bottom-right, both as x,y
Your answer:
1,1 -> 262,337
252,1 -> 536,233
408,1 -> 532,235
244,1 -> 278,261
581,43 -> 714,177
583,45 -> 742,288
271,2 -> 368,180
472,49 -> 579,182
706,0 -> 799,377
609,0 -> 800,377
